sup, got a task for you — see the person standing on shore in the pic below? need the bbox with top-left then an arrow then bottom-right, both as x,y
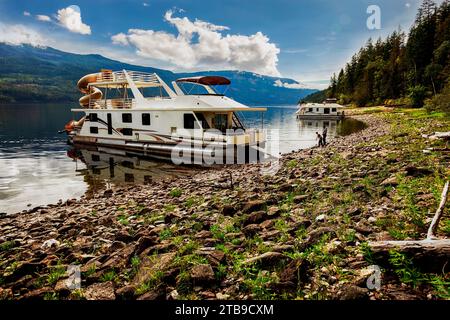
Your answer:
322,127 -> 328,146
316,132 -> 324,147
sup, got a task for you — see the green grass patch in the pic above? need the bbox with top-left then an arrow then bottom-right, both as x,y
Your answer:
286,160 -> 298,169
100,270 -> 118,283
47,264 -> 66,285
169,188 -> 182,198
210,225 -> 226,241
0,241 -> 16,252
159,228 -> 173,241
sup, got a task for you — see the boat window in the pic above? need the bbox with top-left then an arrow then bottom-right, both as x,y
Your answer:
89,113 -> 98,122
184,114 -> 197,129
122,128 -> 133,136
142,113 -> 151,126
125,173 -> 135,183
316,108 -> 319,112
91,154 -> 100,162
90,127 -> 99,134
332,108 -> 337,112
122,161 -> 134,169
194,113 -> 210,129
308,108 -> 313,112
324,108 -> 330,114
214,114 -> 228,133
122,113 -> 132,123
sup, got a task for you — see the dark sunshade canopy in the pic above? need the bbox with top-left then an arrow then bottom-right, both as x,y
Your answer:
176,76 -> 231,86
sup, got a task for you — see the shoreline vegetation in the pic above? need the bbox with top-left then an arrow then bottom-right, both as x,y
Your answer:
1,108 -> 449,300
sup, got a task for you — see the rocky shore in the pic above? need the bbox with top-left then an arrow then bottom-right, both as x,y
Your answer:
1,110 -> 449,300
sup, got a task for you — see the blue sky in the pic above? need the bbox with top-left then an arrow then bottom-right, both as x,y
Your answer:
0,0 -> 433,88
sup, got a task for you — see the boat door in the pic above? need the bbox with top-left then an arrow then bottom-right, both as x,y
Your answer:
324,108 -> 330,114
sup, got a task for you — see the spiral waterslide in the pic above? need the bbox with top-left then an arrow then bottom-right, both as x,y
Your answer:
64,73 -> 102,133
77,73 -> 103,108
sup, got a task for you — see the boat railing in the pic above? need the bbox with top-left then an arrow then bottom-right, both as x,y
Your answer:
89,98 -> 136,109
94,70 -> 161,86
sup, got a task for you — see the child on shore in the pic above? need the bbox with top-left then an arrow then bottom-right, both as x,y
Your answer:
316,132 -> 324,147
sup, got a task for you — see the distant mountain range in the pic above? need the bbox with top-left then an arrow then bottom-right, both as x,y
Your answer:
0,44 -> 316,106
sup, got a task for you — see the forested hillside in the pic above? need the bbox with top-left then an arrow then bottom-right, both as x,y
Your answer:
326,0 -> 449,113
0,44 -> 315,106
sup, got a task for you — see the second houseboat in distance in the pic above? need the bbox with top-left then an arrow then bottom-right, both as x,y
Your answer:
65,69 -> 267,162
296,98 -> 346,120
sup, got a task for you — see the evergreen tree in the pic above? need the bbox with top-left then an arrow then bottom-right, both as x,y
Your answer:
326,0 -> 449,111
328,73 -> 338,98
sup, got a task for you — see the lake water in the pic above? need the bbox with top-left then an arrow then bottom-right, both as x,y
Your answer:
0,103 -> 366,214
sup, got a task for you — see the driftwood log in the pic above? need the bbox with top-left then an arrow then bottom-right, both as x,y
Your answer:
423,131 -> 450,140
369,181 -> 449,272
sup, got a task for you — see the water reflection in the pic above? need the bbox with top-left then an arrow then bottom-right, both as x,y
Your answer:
242,107 -> 367,153
297,118 -> 367,139
0,104 -> 86,213
67,146 -> 195,196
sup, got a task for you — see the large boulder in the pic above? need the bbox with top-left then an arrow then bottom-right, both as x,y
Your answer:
221,205 -> 237,216
101,244 -> 136,270
298,227 -> 337,251
337,284 -> 369,300
132,252 -> 176,287
243,211 -> 268,226
190,264 -> 215,284
272,258 -> 310,291
84,282 -> 116,300
242,201 -> 266,214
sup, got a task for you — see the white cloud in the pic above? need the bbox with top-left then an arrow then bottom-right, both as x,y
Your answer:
405,3 -> 411,9
143,2 -> 149,7
112,10 -> 281,76
111,33 -> 129,46
0,23 -> 46,47
23,11 -> 31,17
274,79 -> 308,89
56,5 -> 91,35
303,81 -> 329,90
36,15 -> 51,22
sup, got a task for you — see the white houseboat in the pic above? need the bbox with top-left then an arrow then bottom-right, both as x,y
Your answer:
296,98 -> 345,120
65,70 -> 266,163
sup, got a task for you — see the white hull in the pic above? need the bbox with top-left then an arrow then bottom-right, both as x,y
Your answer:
296,114 -> 344,120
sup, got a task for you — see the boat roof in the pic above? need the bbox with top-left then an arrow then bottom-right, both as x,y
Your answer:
301,103 -> 345,108
176,76 -> 231,86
